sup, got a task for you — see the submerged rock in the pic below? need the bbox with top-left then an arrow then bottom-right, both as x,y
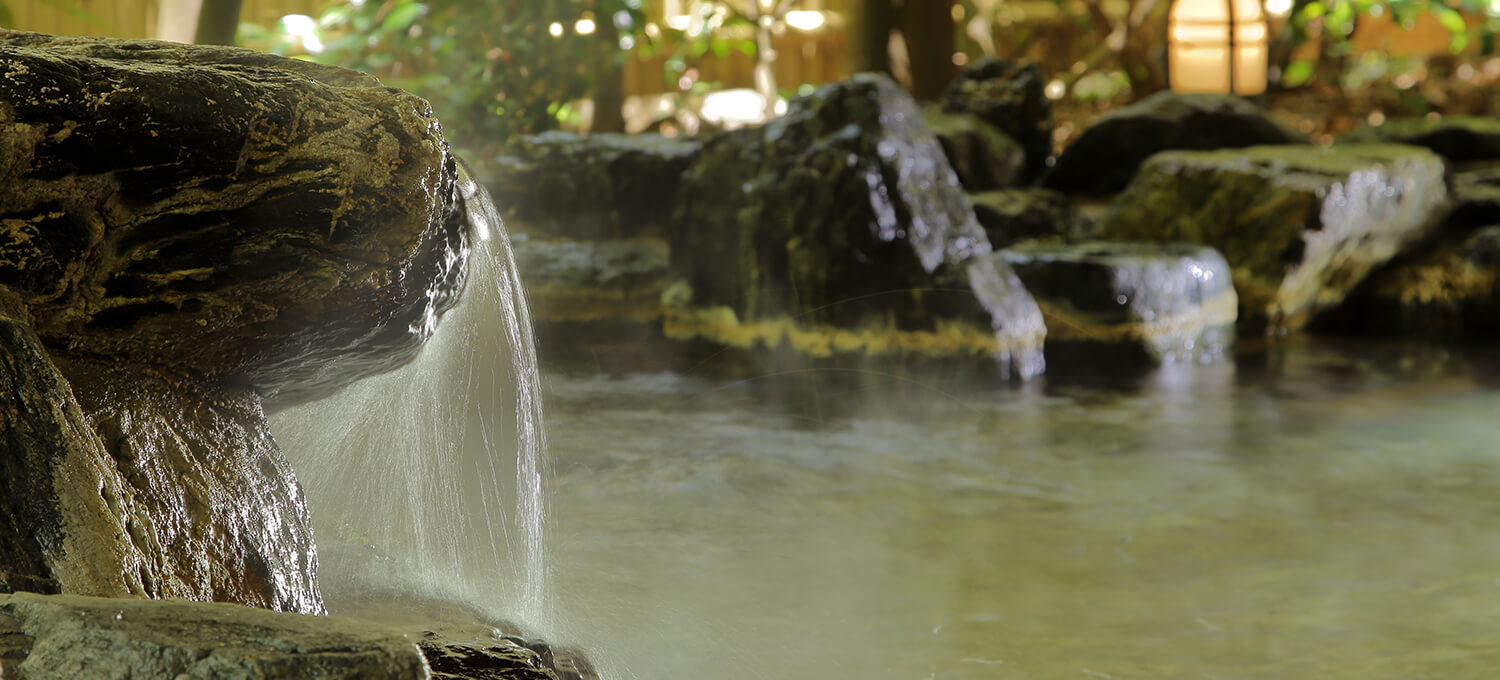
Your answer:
924,110 -> 1026,191
670,74 -> 1045,375
0,31 -> 469,409
0,592 -> 425,679
1340,116 -> 1500,165
480,131 -> 701,240
1102,144 -> 1450,335
970,188 -> 1087,248
998,242 -> 1237,364
939,58 -> 1053,180
1042,92 -> 1307,196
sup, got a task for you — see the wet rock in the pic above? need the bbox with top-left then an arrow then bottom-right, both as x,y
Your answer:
0,313 -> 141,600
0,592 -> 425,679
59,358 -> 323,614
997,242 -> 1236,364
1102,144 -> 1451,335
1319,225 -> 1500,338
479,131 -> 701,240
419,631 -> 559,680
670,74 -> 1045,375
938,58 -> 1053,180
0,312 -> 323,613
1042,92 -> 1308,196
970,188 -> 1087,248
0,31 -> 469,409
1340,116 -> 1500,166
512,237 -> 669,324
925,110 -> 1026,191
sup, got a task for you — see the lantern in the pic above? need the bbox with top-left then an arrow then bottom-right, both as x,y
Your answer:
1168,0 -> 1269,96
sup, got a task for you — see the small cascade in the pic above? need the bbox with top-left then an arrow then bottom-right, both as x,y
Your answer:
269,167 -> 552,631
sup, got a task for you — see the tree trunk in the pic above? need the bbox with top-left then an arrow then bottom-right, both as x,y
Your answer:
897,0 -> 956,100
591,16 -> 627,132
193,0 -> 243,45
847,0 -> 898,75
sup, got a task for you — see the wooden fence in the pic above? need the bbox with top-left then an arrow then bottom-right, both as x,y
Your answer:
1,0 -> 321,41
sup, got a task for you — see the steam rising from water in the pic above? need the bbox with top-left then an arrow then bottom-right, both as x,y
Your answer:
269,175 -> 551,631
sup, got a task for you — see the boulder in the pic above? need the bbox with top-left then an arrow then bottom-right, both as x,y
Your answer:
1340,116 -> 1500,166
0,31 -> 469,409
1042,92 -> 1308,196
1319,225 -> 1500,338
670,74 -> 1045,376
0,311 -> 323,613
0,592 -> 425,679
997,242 -> 1237,364
479,131 -> 701,240
924,110 -> 1026,191
1101,144 -> 1451,335
939,58 -> 1053,180
970,188 -> 1088,248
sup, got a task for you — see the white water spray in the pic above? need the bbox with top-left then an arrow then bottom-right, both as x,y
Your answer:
269,170 -> 551,631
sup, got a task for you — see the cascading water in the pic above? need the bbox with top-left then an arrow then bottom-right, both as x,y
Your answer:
268,167 -> 552,632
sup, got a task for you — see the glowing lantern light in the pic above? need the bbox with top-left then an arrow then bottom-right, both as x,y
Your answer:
1167,0 -> 1269,95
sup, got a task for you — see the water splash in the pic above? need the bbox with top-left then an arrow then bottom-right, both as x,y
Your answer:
268,169 -> 551,631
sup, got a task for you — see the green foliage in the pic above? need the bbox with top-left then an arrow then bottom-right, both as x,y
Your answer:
1292,0 -> 1500,56
243,0 -> 645,152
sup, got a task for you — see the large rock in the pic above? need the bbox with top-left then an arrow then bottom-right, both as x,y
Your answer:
1340,116 -> 1500,166
998,242 -> 1237,364
0,31 -> 469,408
970,188 -> 1087,248
938,58 -> 1053,181
1101,144 -> 1451,335
669,74 -> 1045,376
0,593 -> 425,679
480,131 -> 700,240
924,110 -> 1026,191
0,311 -> 322,613
1042,92 -> 1308,196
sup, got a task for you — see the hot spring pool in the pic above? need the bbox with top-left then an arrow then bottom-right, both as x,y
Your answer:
541,340 -> 1500,679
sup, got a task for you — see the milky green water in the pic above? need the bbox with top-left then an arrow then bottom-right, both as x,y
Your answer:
541,341 -> 1500,680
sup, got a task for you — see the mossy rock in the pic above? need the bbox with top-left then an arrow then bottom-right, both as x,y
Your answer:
669,74 -> 1044,376
1101,144 -> 1451,335
924,110 -> 1026,191
970,188 -> 1086,248
1320,225 -> 1500,338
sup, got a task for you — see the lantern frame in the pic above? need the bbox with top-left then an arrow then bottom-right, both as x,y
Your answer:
1167,0 -> 1269,96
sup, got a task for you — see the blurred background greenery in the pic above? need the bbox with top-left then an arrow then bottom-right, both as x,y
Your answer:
4,0 -> 1500,154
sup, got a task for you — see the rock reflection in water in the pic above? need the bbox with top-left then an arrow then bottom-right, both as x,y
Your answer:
543,341 -> 1500,680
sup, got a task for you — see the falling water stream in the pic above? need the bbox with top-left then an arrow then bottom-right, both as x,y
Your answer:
269,171 -> 552,631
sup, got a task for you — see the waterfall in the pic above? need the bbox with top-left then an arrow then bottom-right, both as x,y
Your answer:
268,168 -> 551,631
